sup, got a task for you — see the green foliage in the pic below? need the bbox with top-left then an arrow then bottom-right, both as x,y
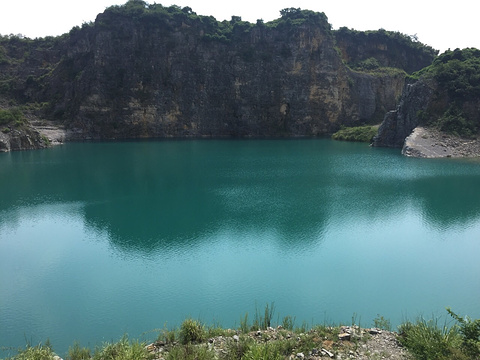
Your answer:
447,308 -> 480,359
432,48 -> 480,100
166,344 -> 215,360
412,48 -> 480,138
92,335 -> 152,360
7,343 -> 55,360
398,316 -> 464,360
0,108 -> 24,125
372,315 -> 392,331
0,44 -> 9,64
240,313 -> 250,333
68,342 -> 91,360
179,318 -> 206,344
253,302 -> 276,330
268,8 -> 331,32
335,27 -> 438,74
294,320 -> 309,334
354,57 -> 380,71
331,125 -> 378,142
205,324 -> 232,338
437,106 -> 477,138
243,342 -> 284,360
221,336 -> 254,360
281,315 -> 295,331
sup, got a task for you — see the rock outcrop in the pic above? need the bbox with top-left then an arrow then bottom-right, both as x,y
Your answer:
373,48 -> 480,154
372,79 -> 434,148
0,2 -> 437,148
402,127 -> 480,158
0,125 -> 49,152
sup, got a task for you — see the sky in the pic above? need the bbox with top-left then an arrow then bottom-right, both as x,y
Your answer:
0,0 -> 478,53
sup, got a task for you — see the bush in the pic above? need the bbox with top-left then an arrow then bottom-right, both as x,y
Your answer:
373,314 -> 392,331
68,342 -> 91,360
0,108 -> 24,126
447,308 -> 480,359
8,343 -> 56,360
179,318 -> 206,344
398,316 -> 463,360
331,125 -> 378,142
92,335 -> 152,360
166,344 -> 215,360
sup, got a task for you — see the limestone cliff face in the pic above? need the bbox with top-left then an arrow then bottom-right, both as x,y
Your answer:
334,27 -> 437,74
0,124 -> 49,152
0,3 -> 437,144
372,79 -> 435,148
373,48 -> 480,149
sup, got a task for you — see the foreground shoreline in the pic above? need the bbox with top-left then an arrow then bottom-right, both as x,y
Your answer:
2,324 -> 409,360
3,307 -> 479,359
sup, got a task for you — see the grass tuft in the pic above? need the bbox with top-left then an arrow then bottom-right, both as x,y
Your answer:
179,318 -> 206,345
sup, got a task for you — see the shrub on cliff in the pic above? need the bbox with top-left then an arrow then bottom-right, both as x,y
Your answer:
0,108 -> 24,126
332,125 -> 378,143
414,48 -> 480,138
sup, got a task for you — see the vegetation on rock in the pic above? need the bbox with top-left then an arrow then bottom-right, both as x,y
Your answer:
413,48 -> 480,138
398,308 -> 480,360
0,0 -> 438,148
331,125 -> 379,143
4,308 -> 479,360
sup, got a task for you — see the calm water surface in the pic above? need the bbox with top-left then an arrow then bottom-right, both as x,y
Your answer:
1,139 -> 480,355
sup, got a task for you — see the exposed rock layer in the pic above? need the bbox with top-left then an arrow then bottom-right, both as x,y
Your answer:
0,4 -> 437,149
372,79 -> 434,148
402,126 -> 480,158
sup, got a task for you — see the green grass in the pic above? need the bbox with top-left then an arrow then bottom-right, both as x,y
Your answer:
398,315 -> 469,360
6,343 -> 56,360
91,336 -> 152,360
5,307 -> 480,360
179,318 -> 206,345
331,125 -> 379,143
0,108 -> 24,126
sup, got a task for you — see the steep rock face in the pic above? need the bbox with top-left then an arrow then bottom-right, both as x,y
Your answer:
0,3 -> 438,144
52,12 -> 384,138
0,126 -> 49,152
372,80 -> 434,148
334,28 -> 437,73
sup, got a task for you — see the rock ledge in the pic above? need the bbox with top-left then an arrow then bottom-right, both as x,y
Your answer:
402,127 -> 480,158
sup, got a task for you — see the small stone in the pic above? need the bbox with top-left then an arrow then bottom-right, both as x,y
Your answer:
256,330 -> 262,336
296,352 -> 305,359
338,333 -> 351,341
233,335 -> 239,342
321,348 -> 334,358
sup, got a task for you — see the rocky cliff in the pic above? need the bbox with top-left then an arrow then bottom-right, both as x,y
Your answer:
373,48 -> 480,152
372,79 -> 434,148
0,1 -> 437,149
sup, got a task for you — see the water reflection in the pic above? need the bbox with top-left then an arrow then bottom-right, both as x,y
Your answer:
1,140 -> 480,255
2,140 -> 480,355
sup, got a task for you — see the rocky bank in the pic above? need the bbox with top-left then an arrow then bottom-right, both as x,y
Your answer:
145,326 -> 409,360
402,126 -> 480,158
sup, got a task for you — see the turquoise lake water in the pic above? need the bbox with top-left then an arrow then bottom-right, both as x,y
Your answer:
1,139 -> 479,356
